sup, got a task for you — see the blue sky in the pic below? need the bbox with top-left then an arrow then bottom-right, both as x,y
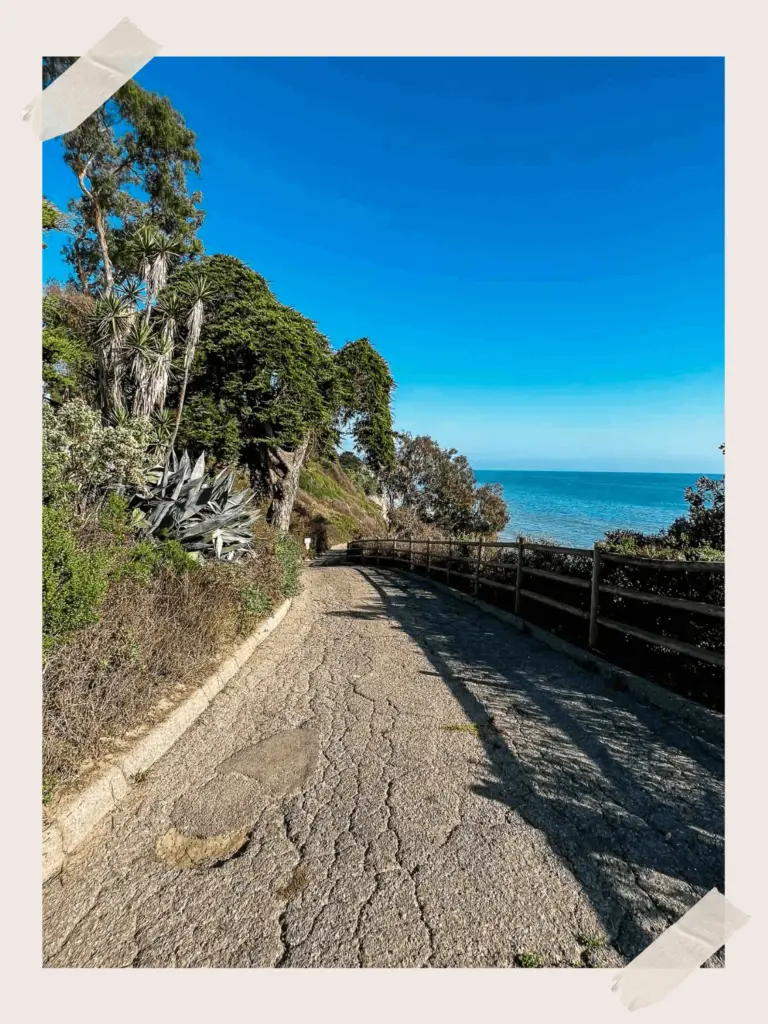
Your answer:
43,57 -> 724,473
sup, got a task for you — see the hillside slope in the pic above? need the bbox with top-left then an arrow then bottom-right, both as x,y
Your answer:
291,460 -> 387,548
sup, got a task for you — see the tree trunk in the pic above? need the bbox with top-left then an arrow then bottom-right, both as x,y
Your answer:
93,198 -> 114,293
267,434 -> 312,534
76,162 -> 113,294
169,366 -> 190,452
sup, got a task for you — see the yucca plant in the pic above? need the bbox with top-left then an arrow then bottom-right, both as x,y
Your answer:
87,227 -> 208,433
129,450 -> 259,560
170,273 -> 214,450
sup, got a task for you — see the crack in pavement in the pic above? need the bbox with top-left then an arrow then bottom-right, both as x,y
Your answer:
43,560 -> 723,969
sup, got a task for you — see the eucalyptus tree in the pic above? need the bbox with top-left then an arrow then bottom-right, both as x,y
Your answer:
42,57 -> 204,294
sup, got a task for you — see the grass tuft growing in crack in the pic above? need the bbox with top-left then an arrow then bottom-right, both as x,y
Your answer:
517,951 -> 545,968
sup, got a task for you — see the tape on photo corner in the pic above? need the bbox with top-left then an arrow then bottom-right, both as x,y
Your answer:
611,888 -> 750,1011
23,18 -> 161,141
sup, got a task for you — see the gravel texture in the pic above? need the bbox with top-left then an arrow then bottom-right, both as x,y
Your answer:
43,556 -> 724,968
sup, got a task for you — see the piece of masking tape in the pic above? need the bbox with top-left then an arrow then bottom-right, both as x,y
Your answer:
611,888 -> 749,1011
23,18 -> 160,141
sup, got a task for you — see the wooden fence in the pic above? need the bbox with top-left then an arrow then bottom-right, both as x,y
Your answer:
346,537 -> 724,669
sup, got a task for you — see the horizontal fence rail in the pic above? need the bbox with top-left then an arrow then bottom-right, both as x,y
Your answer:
346,537 -> 724,672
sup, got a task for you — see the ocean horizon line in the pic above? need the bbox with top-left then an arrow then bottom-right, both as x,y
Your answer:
472,467 -> 723,476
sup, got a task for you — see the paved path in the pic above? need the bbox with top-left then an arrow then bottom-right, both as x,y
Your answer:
43,559 -> 724,968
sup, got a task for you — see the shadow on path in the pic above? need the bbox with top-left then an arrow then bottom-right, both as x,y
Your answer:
322,564 -> 724,963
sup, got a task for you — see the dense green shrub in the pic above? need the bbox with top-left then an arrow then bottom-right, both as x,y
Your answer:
43,399 -> 151,512
276,534 -> 304,597
240,585 -> 273,616
114,539 -> 199,586
43,506 -> 110,657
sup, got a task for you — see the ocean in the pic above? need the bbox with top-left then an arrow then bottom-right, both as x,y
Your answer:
473,470 -> 722,549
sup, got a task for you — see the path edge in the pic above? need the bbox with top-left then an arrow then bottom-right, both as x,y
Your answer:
42,598 -> 293,883
369,566 -> 723,745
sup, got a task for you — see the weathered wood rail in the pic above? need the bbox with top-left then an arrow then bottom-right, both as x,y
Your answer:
346,537 -> 724,669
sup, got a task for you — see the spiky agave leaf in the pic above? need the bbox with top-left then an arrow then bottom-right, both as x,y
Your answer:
129,449 -> 259,559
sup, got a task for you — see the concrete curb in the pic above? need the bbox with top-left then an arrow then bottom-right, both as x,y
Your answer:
42,598 -> 293,883
356,563 -> 723,746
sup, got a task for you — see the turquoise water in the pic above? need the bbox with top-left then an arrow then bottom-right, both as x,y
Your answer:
473,470 -> 722,549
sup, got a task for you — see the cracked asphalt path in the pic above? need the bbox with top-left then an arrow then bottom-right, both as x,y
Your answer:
43,558 -> 724,968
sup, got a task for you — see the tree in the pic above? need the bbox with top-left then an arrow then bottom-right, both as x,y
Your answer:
42,197 -> 60,247
169,255 -> 339,530
42,282 -> 94,406
385,432 -> 507,537
168,256 -> 399,531
42,58 -> 204,294
665,475 -> 724,551
334,338 -> 396,478
471,482 -> 509,538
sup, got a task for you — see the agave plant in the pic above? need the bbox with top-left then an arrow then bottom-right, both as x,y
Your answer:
129,450 -> 259,559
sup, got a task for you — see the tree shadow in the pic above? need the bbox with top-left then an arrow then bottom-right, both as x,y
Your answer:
325,565 -> 724,962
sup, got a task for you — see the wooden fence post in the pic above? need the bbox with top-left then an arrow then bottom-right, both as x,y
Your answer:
426,538 -> 431,575
447,540 -> 452,586
474,539 -> 483,595
589,548 -> 601,648
376,538 -> 381,566
514,536 -> 524,615
409,536 -> 414,571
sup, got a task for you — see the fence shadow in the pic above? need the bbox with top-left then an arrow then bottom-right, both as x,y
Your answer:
323,563 -> 724,963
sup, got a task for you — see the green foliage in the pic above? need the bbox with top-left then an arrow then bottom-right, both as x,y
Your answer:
471,482 -> 509,537
240,585 -> 273,617
42,776 -> 57,805
517,953 -> 544,968
276,534 -> 304,597
98,491 -> 131,537
42,58 -> 204,292
334,338 -> 396,475
42,197 -> 61,246
43,506 -> 110,656
601,466 -> 724,559
43,399 -> 151,510
666,475 -> 724,551
386,432 -> 509,537
299,464 -> 348,502
170,255 -> 337,480
338,451 -> 380,495
115,539 -> 198,586
42,284 -> 94,406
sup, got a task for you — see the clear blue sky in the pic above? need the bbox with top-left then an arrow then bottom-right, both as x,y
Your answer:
43,57 -> 724,473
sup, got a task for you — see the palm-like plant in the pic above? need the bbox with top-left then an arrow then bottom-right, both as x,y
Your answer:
170,274 -> 213,450
131,226 -> 181,313
87,227 -> 207,437
130,450 -> 259,559
89,292 -> 130,415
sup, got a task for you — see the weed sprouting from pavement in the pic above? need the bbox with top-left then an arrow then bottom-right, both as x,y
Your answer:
517,952 -> 545,968
441,723 -> 478,733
